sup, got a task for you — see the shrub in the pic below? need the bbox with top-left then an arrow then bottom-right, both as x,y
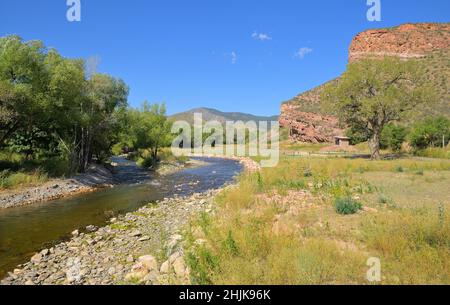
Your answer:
346,126 -> 369,145
409,116 -> 450,150
138,155 -> 156,168
395,166 -> 404,173
334,197 -> 362,215
381,124 -> 408,152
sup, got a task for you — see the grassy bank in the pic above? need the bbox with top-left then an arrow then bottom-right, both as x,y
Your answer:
184,156 -> 450,284
0,151 -> 72,191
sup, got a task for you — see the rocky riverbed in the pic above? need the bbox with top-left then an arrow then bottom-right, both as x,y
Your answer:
0,164 -> 115,210
0,159 -> 195,210
0,156 -> 257,285
1,188 -> 224,285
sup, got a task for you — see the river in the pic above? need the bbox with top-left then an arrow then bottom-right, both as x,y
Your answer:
0,157 -> 243,279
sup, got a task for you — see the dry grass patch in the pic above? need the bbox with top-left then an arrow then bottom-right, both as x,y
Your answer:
185,156 -> 450,285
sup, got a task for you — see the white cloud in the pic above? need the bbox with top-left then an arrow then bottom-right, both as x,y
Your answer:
230,51 -> 237,64
294,47 -> 313,59
252,31 -> 272,41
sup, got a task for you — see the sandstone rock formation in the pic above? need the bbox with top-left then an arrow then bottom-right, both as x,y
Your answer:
349,23 -> 450,62
279,103 -> 343,143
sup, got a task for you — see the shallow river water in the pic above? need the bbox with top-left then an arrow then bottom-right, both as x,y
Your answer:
0,157 -> 243,278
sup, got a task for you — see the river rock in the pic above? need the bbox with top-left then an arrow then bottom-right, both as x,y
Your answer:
86,225 -> 98,233
129,230 -> 142,237
138,255 -> 158,272
30,253 -> 43,264
173,257 -> 187,278
169,251 -> 181,264
138,236 -> 150,242
125,269 -> 148,282
160,260 -> 170,274
126,255 -> 134,263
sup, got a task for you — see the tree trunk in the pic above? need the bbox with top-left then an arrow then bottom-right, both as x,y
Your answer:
369,130 -> 381,160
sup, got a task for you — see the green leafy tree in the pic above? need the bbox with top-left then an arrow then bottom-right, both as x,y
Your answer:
0,35 -> 130,173
322,57 -> 435,159
0,35 -> 48,147
409,116 -> 450,150
129,102 -> 172,166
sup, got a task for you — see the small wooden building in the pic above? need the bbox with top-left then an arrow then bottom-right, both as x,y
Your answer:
335,136 -> 351,147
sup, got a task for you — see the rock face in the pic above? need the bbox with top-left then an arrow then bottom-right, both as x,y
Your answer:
281,22 -> 450,143
349,23 -> 450,62
279,103 -> 343,143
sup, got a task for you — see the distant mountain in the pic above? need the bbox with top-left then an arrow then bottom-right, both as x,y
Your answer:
170,107 -> 278,124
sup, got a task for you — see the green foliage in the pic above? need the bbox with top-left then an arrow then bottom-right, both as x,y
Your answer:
322,57 -> 435,159
0,35 -> 130,175
125,102 -> 172,166
334,197 -> 362,215
186,247 -> 220,285
415,147 -> 450,159
381,124 -> 408,152
409,116 -> 450,150
0,168 -> 48,190
138,155 -> 156,169
395,166 -> 404,173
222,231 -> 240,256
345,126 -> 369,145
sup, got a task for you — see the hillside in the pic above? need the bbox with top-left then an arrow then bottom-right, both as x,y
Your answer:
281,22 -> 450,143
170,107 -> 278,125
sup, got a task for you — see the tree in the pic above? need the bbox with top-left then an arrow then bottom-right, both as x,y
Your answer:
129,102 -> 172,166
0,36 -> 48,147
409,116 -> 450,150
322,57 -> 435,159
0,35 -> 130,173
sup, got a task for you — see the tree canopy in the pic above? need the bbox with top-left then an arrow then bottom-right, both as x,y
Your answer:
322,57 -> 435,159
0,35 -> 129,172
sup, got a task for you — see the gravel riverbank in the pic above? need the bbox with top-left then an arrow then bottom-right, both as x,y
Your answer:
1,189 -> 223,285
0,156 -> 256,285
0,164 -> 115,210
0,159 -> 198,210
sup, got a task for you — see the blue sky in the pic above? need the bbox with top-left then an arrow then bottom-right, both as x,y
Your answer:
0,0 -> 449,116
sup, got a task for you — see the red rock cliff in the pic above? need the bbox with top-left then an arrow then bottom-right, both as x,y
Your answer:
349,23 -> 450,62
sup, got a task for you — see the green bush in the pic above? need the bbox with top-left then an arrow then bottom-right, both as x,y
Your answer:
346,126 -> 369,145
395,166 -> 404,173
334,197 -> 362,215
381,124 -> 408,152
138,155 -> 156,168
409,116 -> 450,150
